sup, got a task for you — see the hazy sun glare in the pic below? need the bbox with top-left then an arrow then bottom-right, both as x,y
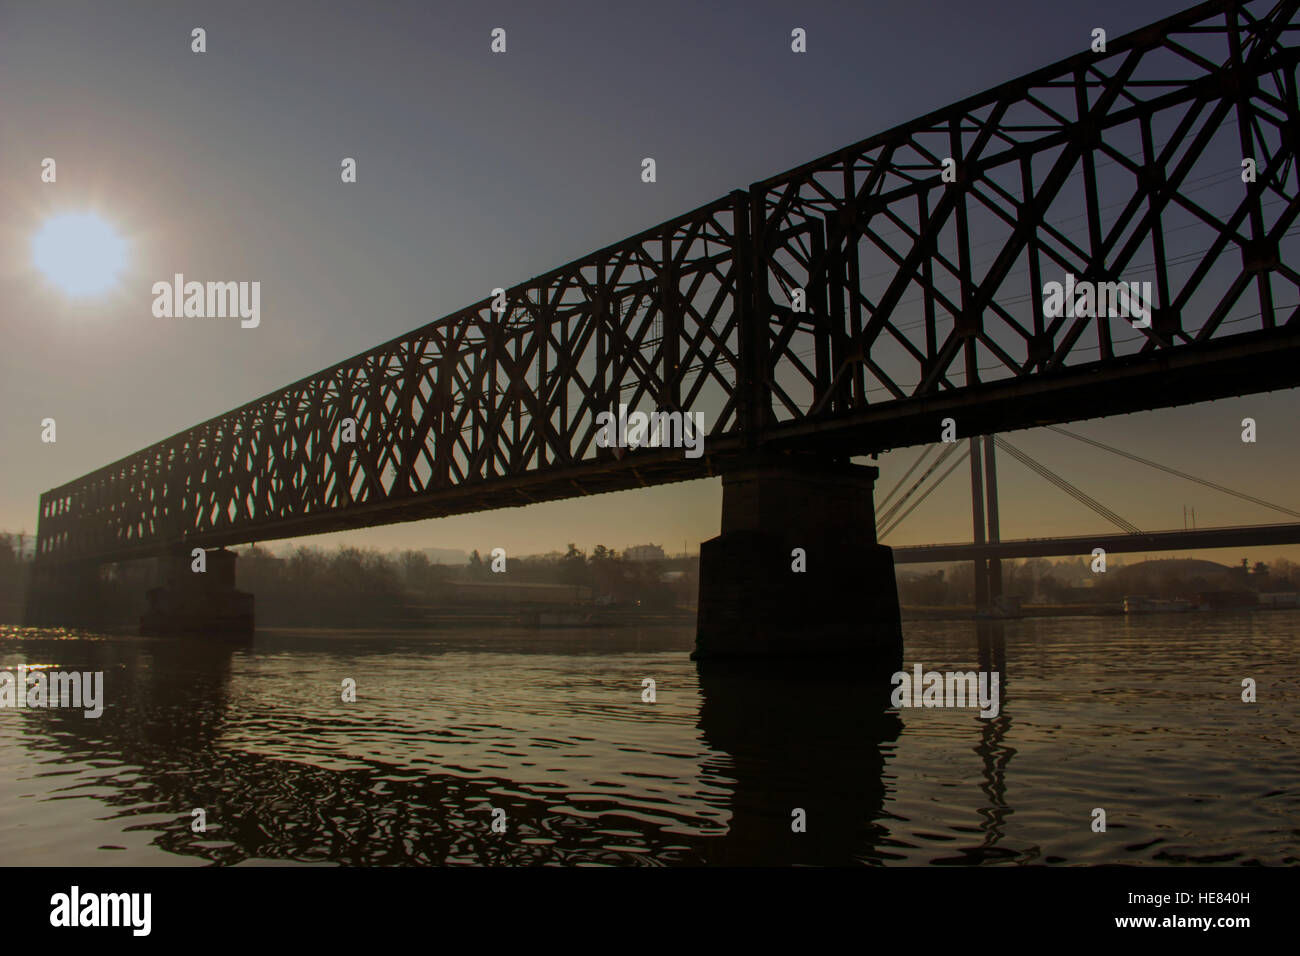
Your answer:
31,212 -> 127,296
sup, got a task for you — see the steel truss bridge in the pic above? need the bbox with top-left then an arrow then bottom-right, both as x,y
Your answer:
35,0 -> 1300,568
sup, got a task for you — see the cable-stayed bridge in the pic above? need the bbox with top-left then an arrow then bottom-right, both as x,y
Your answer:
881,428 -> 1300,582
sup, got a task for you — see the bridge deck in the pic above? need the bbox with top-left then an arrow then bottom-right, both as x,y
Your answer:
893,522 -> 1300,562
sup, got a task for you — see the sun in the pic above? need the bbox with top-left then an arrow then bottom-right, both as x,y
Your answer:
31,212 -> 127,297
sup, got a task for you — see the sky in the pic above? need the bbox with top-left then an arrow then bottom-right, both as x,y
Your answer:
2,0 -> 1298,565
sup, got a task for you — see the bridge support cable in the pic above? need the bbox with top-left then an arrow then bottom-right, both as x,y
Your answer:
876,442 -> 961,530
878,446 -> 971,539
878,444 -> 937,512
1046,425 -> 1300,519
994,437 -> 1142,535
877,443 -> 959,528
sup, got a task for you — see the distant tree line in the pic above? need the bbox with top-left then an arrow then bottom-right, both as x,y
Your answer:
0,533 -> 700,626
234,542 -> 695,624
898,556 -> 1300,606
11,528 -> 1293,623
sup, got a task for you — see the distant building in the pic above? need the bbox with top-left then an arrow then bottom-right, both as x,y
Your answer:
623,543 -> 665,562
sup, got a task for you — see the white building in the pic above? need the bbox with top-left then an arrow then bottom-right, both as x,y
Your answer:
624,543 -> 666,562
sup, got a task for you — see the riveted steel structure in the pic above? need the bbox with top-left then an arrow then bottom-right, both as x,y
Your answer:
34,0 -> 1300,572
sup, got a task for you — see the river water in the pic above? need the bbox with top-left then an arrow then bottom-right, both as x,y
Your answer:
1,613 -> 1296,866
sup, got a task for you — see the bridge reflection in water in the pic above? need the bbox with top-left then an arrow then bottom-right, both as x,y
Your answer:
0,627 -> 1010,867
4,615 -> 1296,867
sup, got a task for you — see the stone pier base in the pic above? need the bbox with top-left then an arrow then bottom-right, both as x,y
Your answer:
140,548 -> 254,637
694,457 -> 902,670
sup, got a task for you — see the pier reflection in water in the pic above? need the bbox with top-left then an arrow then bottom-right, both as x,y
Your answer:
0,614 -> 1296,866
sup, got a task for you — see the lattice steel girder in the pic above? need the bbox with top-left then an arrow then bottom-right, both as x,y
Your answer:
753,0 -> 1300,434
37,196 -> 749,564
35,0 -> 1300,567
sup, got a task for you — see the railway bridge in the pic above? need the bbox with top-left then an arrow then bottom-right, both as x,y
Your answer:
29,0 -> 1300,663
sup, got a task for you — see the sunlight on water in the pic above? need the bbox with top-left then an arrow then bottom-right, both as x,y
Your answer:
0,615 -> 1296,866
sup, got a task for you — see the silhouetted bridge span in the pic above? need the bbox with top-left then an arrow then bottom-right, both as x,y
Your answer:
894,522 -> 1300,562
31,0 -> 1300,663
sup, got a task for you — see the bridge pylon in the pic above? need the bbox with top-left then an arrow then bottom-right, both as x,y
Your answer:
693,454 -> 903,671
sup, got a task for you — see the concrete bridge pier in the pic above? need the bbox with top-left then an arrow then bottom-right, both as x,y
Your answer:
693,456 -> 902,671
140,548 -> 254,638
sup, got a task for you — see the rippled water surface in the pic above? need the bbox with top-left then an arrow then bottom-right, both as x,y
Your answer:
1,614 -> 1297,865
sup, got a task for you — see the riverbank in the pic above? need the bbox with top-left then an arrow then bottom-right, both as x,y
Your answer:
903,603 -> 1124,621
11,602 -> 700,634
